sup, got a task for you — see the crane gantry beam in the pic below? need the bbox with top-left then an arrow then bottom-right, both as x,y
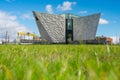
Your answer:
18,32 -> 38,40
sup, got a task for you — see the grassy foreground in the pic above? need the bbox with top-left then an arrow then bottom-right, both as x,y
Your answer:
0,44 -> 120,80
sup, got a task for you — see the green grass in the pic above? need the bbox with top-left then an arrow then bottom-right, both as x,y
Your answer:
0,44 -> 120,80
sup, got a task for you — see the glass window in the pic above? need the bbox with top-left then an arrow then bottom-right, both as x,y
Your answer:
67,19 -> 72,30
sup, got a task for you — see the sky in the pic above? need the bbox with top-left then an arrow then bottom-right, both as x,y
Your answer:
0,0 -> 120,43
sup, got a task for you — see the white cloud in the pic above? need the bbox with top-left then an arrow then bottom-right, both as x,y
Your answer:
110,36 -> 120,44
79,11 -> 88,14
46,5 -> 53,14
21,13 -> 33,20
0,11 -> 30,41
57,1 -> 76,11
99,18 -> 109,24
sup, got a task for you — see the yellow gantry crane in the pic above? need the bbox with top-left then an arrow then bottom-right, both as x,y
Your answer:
18,32 -> 38,41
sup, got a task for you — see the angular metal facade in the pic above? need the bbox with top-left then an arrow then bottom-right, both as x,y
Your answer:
33,11 -> 100,43
33,12 -> 66,43
73,13 -> 101,41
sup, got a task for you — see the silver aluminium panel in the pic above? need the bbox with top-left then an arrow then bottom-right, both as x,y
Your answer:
73,13 -> 101,41
33,12 -> 65,43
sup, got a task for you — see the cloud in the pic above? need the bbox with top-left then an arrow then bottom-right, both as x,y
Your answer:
0,11 -> 30,41
21,13 -> 33,20
79,11 -> 88,14
110,36 -> 120,44
57,1 -> 76,11
99,18 -> 109,24
46,5 -> 53,14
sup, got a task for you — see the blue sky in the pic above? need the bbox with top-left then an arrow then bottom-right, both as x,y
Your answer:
0,0 -> 120,42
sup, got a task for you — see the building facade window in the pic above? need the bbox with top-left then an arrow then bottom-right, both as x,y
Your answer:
66,19 -> 73,44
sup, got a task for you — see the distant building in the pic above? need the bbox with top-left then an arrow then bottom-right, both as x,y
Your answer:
95,36 -> 113,44
33,11 -> 100,44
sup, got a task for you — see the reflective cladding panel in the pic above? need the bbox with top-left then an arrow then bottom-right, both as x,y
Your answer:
73,13 -> 101,41
33,11 -> 66,43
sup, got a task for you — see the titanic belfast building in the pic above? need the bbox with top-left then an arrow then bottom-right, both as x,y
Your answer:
33,11 -> 100,43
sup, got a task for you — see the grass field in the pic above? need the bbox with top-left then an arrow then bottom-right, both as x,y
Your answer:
0,44 -> 120,80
